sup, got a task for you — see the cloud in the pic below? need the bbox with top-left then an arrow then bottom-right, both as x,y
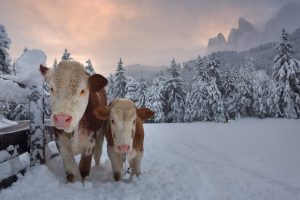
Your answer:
0,0 -> 296,75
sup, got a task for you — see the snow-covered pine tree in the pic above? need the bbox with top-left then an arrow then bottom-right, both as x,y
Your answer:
184,56 -> 209,122
0,24 -> 12,75
272,29 -> 300,118
146,77 -> 165,122
220,69 -> 239,119
53,58 -> 58,69
134,73 -> 148,108
184,56 -> 226,122
236,70 -> 253,117
61,49 -> 72,61
114,58 -> 127,98
85,59 -> 96,75
253,71 -> 280,118
106,74 -> 115,102
125,76 -> 138,102
164,58 -> 186,122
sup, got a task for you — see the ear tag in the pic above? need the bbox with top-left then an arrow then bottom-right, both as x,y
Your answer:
123,154 -> 131,181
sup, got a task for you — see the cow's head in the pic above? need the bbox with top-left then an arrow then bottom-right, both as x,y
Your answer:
40,60 -> 107,133
93,99 -> 154,153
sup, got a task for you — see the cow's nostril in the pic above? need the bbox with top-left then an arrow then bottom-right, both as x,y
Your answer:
66,116 -> 72,123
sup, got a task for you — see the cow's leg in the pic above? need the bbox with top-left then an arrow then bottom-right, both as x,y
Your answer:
59,143 -> 77,182
107,146 -> 123,181
79,136 -> 95,181
130,151 -> 143,177
79,151 -> 93,181
94,128 -> 104,166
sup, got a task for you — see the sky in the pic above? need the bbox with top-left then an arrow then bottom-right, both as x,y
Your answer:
0,0 -> 296,76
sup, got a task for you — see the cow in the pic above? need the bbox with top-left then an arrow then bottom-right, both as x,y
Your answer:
93,98 -> 154,181
40,60 -> 108,183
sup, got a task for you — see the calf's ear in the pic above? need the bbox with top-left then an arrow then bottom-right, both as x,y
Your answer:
137,108 -> 155,121
93,105 -> 110,120
88,74 -> 108,93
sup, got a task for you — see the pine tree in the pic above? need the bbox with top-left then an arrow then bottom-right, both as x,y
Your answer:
252,71 -> 279,118
61,49 -> 72,61
106,74 -> 115,103
134,73 -> 148,108
85,59 -> 96,75
125,76 -> 138,101
221,69 -> 239,119
114,58 -> 127,98
235,66 -> 254,117
146,77 -> 165,123
164,58 -> 186,122
0,25 -> 12,75
272,29 -> 300,118
184,56 -> 226,122
53,59 -> 58,69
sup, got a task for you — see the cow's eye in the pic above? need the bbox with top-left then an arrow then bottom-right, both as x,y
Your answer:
50,87 -> 54,93
80,90 -> 85,95
111,119 -> 115,124
133,119 -> 136,124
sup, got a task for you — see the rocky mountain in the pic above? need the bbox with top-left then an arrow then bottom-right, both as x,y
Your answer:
207,33 -> 227,53
207,2 -> 300,53
207,18 -> 260,53
227,18 -> 260,51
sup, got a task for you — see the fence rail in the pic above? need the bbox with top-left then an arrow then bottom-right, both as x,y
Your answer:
0,122 -> 54,189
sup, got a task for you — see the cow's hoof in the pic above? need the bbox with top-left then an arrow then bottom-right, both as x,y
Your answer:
113,172 -> 121,181
80,170 -> 89,179
66,172 -> 74,183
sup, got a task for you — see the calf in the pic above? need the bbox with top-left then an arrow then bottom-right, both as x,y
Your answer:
40,60 -> 107,182
93,98 -> 154,181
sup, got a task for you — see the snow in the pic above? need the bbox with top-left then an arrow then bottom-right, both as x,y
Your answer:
0,118 -> 300,200
1,49 -> 46,87
0,118 -> 18,129
0,78 -> 30,103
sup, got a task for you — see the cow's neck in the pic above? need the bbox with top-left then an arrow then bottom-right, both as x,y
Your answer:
80,90 -> 106,132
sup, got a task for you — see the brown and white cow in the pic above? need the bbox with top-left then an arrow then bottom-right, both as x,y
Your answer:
40,60 -> 107,182
93,98 -> 154,181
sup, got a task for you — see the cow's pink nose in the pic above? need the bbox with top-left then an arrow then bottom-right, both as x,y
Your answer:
53,114 -> 72,128
117,144 -> 130,153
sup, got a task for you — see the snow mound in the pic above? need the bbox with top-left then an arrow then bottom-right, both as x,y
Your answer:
2,49 -> 47,87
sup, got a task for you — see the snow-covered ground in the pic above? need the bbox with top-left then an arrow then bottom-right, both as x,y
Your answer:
1,118 -> 300,200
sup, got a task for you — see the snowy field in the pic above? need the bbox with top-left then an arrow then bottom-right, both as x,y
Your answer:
1,118 -> 300,200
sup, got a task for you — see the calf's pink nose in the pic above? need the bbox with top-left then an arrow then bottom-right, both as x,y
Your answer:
117,144 -> 130,153
53,114 -> 72,128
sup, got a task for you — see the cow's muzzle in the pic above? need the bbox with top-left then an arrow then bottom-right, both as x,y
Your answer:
53,113 -> 73,128
115,144 -> 131,153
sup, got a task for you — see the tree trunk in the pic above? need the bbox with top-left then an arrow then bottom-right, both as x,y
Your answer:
29,85 -> 45,166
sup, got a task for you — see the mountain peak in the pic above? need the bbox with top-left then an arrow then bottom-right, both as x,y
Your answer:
238,18 -> 256,32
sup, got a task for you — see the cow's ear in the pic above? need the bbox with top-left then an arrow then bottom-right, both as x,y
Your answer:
137,108 -> 155,121
40,64 -> 52,81
93,105 -> 110,120
88,74 -> 108,93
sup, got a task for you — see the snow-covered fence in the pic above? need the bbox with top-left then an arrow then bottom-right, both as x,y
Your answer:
0,123 -> 54,189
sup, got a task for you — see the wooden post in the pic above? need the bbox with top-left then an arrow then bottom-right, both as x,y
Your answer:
29,85 -> 45,166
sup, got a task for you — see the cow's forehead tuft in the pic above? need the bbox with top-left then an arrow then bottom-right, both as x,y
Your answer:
51,61 -> 88,94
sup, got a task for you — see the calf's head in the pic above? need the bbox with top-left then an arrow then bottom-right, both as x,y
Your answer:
40,60 -> 107,133
94,99 -> 154,153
